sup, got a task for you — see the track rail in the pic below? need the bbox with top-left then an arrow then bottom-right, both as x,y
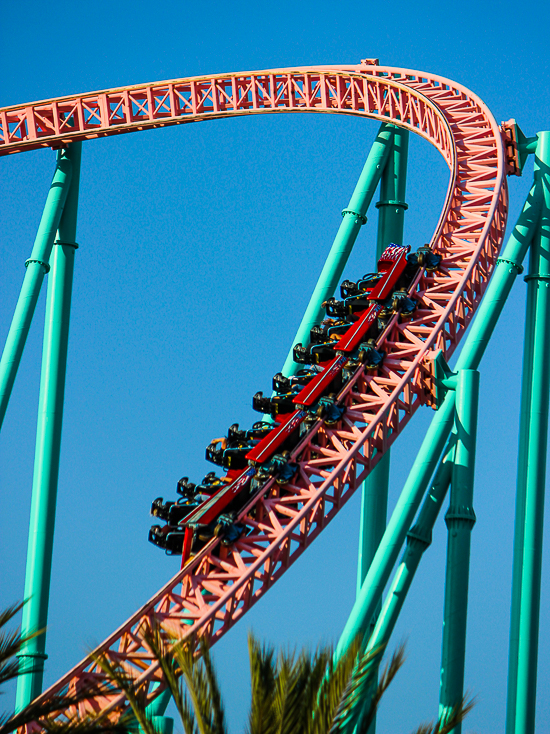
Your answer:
6,63 -> 508,728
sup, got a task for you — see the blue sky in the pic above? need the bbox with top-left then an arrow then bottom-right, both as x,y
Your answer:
1,1 -> 549,732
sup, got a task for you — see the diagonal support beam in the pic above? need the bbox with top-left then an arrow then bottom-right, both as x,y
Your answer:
0,150 -> 73,431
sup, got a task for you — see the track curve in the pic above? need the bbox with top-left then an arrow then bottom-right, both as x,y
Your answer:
6,63 -> 508,728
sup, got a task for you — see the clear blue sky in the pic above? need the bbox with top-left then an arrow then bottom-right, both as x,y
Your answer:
1,1 -> 549,732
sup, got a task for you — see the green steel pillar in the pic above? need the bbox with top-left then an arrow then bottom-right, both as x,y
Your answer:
336,178 -> 542,660
280,123 -> 395,378
508,131 -> 550,734
365,447 -> 454,655
356,126 -> 408,734
439,370 -> 479,733
16,143 -> 81,709
505,229 -> 537,734
0,151 -> 73,431
357,125 -> 409,599
151,716 -> 174,734
375,125 -> 409,257
144,689 -> 173,733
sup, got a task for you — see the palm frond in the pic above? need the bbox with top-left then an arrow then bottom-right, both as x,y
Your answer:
410,696 -> 476,734
0,680 -> 129,734
356,644 -> 406,734
327,644 -> 387,734
171,636 -> 226,734
309,639 -> 361,734
273,648 -> 310,734
0,601 -> 43,689
92,653 -> 154,734
299,648 -> 332,734
198,642 -> 225,734
246,635 -> 276,734
141,625 -> 186,727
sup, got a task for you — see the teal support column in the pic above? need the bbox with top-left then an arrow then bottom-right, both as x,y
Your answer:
336,178 -> 542,660
506,229 -> 537,734
439,370 -> 479,733
16,143 -> 81,710
375,125 -> 409,257
365,447 -> 454,654
144,688 -> 173,734
356,456 -> 390,597
0,150 -> 73,431
151,716 -> 174,734
508,131 -> 550,734
280,123 -> 395,378
356,126 -> 408,734
357,125 -> 409,598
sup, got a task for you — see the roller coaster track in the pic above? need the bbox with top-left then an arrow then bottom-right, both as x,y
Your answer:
3,63 -> 509,727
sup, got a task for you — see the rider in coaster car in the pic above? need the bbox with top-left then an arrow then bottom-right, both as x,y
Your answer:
206,422 -> 271,469
272,368 -> 319,394
310,318 -> 352,344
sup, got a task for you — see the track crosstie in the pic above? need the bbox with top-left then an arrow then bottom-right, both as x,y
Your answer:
2,62 -> 508,727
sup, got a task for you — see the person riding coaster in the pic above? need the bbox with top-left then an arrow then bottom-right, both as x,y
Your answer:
340,272 -> 383,298
323,294 -> 370,318
315,393 -> 346,425
309,318 -> 353,344
272,368 -> 320,394
255,450 -> 299,485
357,339 -> 386,369
177,471 -> 232,498
407,244 -> 442,272
253,389 -> 298,416
293,338 -> 339,365
206,422 -> 273,469
151,495 -> 203,524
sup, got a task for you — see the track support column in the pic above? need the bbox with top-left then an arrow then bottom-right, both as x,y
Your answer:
358,125 -> 409,600
365,447 -> 454,655
507,130 -> 550,734
280,123 -> 395,378
356,124 -> 408,734
439,370 -> 479,733
0,151 -> 73,431
16,143 -> 82,709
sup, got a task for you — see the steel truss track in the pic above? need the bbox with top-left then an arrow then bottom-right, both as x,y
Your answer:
2,63 -> 508,728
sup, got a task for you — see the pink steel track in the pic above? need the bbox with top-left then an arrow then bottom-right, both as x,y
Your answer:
3,62 -> 510,726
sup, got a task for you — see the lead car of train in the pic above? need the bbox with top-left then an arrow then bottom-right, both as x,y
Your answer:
148,243 -> 441,564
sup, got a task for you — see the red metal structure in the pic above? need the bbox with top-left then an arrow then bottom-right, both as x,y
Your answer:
0,61 -> 509,727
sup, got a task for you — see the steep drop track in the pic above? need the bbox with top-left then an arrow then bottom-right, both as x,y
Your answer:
1,62 -> 508,726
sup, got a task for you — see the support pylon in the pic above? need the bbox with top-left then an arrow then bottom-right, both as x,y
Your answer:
507,130 -> 550,734
439,369 -> 479,733
16,143 -> 81,710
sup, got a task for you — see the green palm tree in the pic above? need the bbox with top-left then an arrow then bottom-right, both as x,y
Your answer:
1,605 -> 472,734
95,623 -> 473,734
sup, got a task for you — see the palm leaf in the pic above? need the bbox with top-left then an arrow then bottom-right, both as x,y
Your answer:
309,639 -> 361,734
0,681 -> 130,734
0,602 -> 43,690
246,635 -> 276,734
410,696 -> 476,734
170,636 -> 226,734
92,653 -> 154,734
355,644 -> 405,734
